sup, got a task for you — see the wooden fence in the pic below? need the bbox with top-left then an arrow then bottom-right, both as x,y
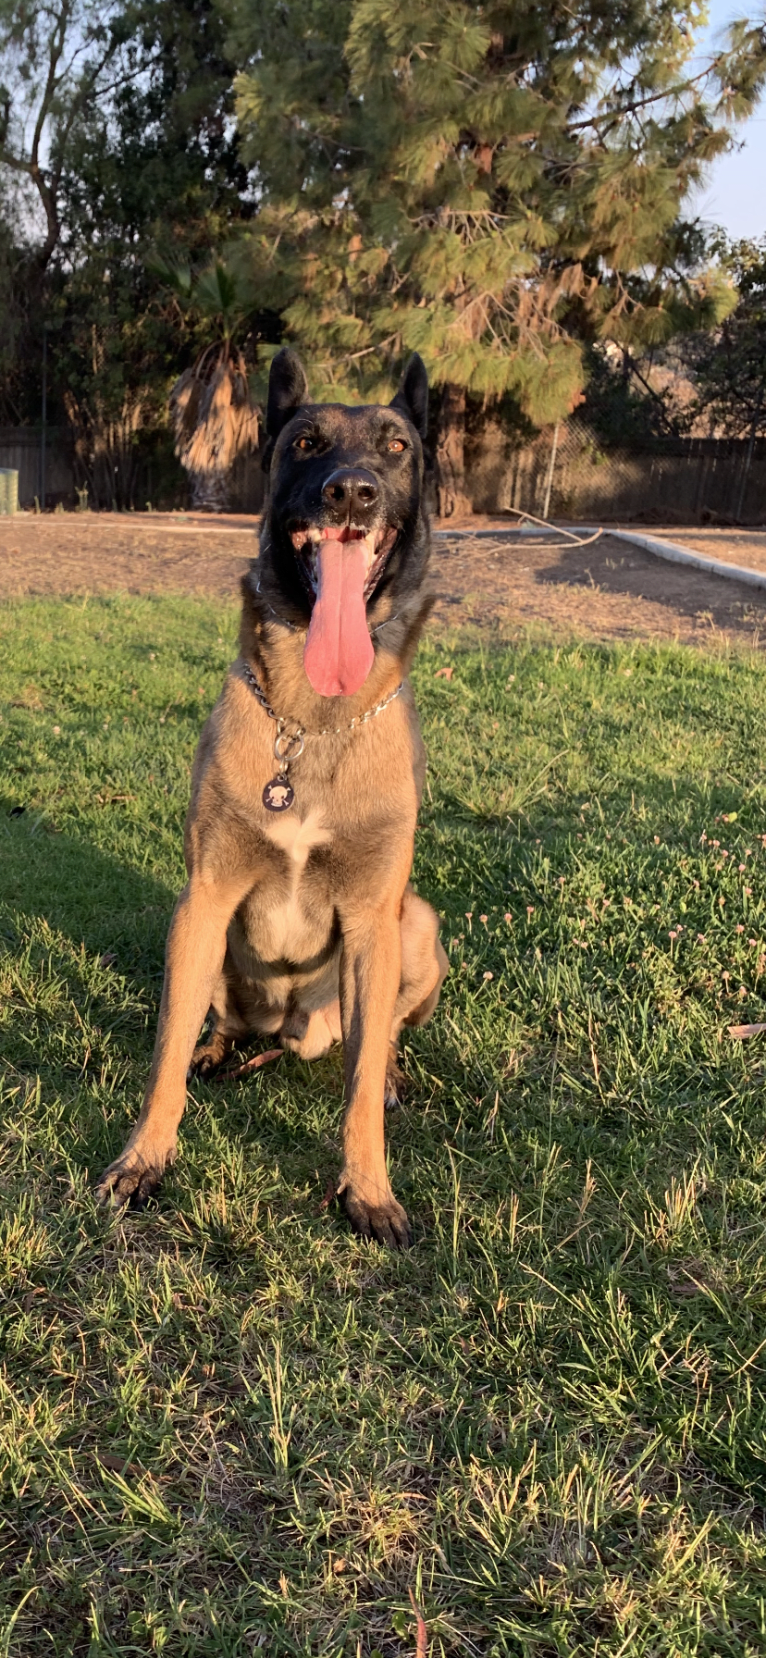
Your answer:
0,426 -> 75,508
1,420 -> 765,523
0,426 -> 266,513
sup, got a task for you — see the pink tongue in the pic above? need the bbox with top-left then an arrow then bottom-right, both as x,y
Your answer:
303,538 -> 374,697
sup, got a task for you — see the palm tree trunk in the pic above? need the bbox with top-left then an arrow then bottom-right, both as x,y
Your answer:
435,383 -> 472,519
189,468 -> 230,512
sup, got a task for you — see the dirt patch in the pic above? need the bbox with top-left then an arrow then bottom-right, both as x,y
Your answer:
1,513 -> 766,646
433,531 -> 766,645
0,514 -> 258,599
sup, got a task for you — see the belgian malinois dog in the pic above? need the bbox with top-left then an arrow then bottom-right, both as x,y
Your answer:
97,348 -> 448,1246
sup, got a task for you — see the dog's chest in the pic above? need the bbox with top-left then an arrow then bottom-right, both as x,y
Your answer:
263,805 -> 333,869
246,806 -> 334,966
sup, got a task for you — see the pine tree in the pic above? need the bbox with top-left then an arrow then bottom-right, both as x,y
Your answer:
681,237 -> 766,443
234,0 -> 765,515
677,234 -> 766,520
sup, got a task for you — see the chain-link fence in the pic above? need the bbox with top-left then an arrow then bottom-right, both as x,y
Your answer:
467,419 -> 766,525
467,358 -> 766,526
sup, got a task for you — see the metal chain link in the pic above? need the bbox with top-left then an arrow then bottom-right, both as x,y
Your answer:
240,662 -> 403,743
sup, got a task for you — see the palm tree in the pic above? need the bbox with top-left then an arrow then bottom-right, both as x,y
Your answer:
165,258 -> 260,512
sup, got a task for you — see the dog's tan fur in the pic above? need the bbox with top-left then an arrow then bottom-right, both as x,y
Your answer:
97,551 -> 446,1247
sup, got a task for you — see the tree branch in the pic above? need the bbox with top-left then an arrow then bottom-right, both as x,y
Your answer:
0,0 -> 128,269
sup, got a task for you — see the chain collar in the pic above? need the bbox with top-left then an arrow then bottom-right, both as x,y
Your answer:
241,661 -> 403,743
241,660 -> 403,813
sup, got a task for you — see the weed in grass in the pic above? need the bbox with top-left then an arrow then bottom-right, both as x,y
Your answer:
2,597 -> 766,1652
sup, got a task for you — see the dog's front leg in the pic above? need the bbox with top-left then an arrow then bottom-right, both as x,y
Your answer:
96,873 -> 249,1207
338,897 -> 411,1248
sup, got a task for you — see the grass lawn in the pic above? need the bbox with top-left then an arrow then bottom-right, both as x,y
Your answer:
3,593 -> 766,1657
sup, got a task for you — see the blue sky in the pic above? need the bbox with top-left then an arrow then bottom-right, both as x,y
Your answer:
690,1 -> 766,239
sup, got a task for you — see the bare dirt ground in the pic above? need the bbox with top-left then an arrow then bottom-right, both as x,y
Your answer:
1,512 -> 766,646
646,527 -> 766,575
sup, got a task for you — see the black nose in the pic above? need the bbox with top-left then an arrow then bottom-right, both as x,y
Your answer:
322,468 -> 379,520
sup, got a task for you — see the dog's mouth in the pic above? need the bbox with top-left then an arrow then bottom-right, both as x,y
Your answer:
288,523 -> 398,699
290,522 -> 397,599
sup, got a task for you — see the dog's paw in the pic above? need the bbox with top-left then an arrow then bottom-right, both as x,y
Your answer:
342,1185 -> 413,1249
95,1147 -> 171,1210
188,1037 -> 231,1080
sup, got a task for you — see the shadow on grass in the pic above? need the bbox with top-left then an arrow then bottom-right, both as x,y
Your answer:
0,793 -> 174,988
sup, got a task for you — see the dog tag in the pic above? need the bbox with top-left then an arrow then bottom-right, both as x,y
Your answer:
263,775 -> 295,812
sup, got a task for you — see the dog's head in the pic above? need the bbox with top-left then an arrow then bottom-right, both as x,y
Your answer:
260,349 -> 430,698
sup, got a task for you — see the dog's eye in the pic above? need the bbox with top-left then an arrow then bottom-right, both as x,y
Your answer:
388,439 -> 406,453
295,435 -> 316,452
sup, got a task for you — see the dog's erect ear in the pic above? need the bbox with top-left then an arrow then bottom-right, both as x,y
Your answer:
266,348 -> 309,440
390,353 -> 428,439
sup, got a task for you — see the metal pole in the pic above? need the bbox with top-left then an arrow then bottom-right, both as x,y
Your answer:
736,388 -> 762,524
542,421 -> 560,520
40,325 -> 47,511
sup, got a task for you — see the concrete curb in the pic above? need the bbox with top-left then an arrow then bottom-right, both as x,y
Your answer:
601,528 -> 766,593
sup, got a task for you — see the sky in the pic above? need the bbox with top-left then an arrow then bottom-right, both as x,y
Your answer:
689,0 -> 766,240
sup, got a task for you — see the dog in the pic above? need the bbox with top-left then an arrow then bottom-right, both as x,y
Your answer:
96,348 -> 448,1246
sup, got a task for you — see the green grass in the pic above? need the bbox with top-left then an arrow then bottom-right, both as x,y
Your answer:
3,594 -> 766,1656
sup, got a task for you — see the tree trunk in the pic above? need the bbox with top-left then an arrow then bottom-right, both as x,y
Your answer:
736,387 -> 763,523
189,467 -> 230,512
435,382 -> 472,520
